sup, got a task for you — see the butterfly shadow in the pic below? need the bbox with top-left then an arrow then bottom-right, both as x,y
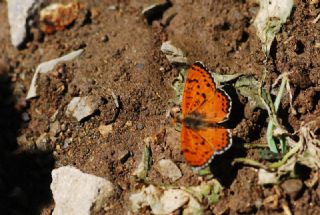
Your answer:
0,71 -> 54,214
209,85 -> 246,187
209,137 -> 246,188
221,85 -> 244,128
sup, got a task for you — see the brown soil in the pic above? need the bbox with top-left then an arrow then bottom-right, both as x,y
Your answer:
0,0 -> 319,214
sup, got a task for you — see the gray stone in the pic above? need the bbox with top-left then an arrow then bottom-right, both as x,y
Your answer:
157,159 -> 182,181
21,112 -> 30,122
51,166 -> 115,215
160,41 -> 187,64
7,0 -> 43,48
136,122 -> 144,130
66,96 -> 102,121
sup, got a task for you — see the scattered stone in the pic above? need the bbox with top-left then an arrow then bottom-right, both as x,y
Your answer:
63,138 -> 73,149
66,96 -> 102,121
135,63 -> 144,70
60,123 -> 67,132
157,159 -> 182,181
39,2 -> 80,34
160,41 -> 188,64
50,121 -> 61,138
89,7 -> 100,20
26,49 -> 84,99
136,122 -> 144,130
55,144 -> 61,151
107,5 -> 118,10
142,0 -> 171,24
281,179 -> 303,200
125,121 -> 133,128
129,185 -> 202,214
35,133 -> 51,151
98,124 -> 113,137
100,35 -> 109,43
50,109 -> 60,122
51,166 -> 115,215
7,0 -> 43,48
36,133 -> 50,151
118,150 -> 132,163
21,112 -> 30,122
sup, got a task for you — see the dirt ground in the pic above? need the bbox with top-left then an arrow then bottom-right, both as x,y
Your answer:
0,0 -> 319,214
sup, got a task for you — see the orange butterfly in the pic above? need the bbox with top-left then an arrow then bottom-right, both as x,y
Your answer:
180,62 -> 232,169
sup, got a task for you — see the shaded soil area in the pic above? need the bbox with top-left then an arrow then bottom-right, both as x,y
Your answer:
0,0 -> 319,214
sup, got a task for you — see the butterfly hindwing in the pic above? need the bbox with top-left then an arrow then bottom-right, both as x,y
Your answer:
197,127 -> 232,154
181,126 -> 215,168
181,126 -> 232,169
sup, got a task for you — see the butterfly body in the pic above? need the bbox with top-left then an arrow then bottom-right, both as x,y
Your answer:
182,112 -> 221,130
180,62 -> 232,169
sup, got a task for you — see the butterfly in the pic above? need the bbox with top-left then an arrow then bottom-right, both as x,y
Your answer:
179,62 -> 232,169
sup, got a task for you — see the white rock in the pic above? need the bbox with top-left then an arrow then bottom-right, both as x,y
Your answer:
160,41 -> 187,64
51,166 -> 115,215
7,0 -> 43,48
157,159 -> 182,181
26,49 -> 84,99
66,96 -> 102,121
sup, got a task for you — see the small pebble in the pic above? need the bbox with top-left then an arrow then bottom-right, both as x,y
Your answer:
35,133 -> 51,151
108,5 -> 118,10
50,121 -> 61,137
63,138 -> 73,149
61,123 -> 67,131
281,179 -> 303,200
135,63 -> 144,70
136,122 -> 144,130
298,106 -> 306,114
21,112 -> 30,122
98,124 -> 113,137
125,121 -> 133,127
101,35 -> 109,43
66,96 -> 103,121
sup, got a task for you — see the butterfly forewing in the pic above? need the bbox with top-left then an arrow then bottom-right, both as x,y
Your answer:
182,62 -> 217,117
182,62 -> 231,123
196,88 -> 232,123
